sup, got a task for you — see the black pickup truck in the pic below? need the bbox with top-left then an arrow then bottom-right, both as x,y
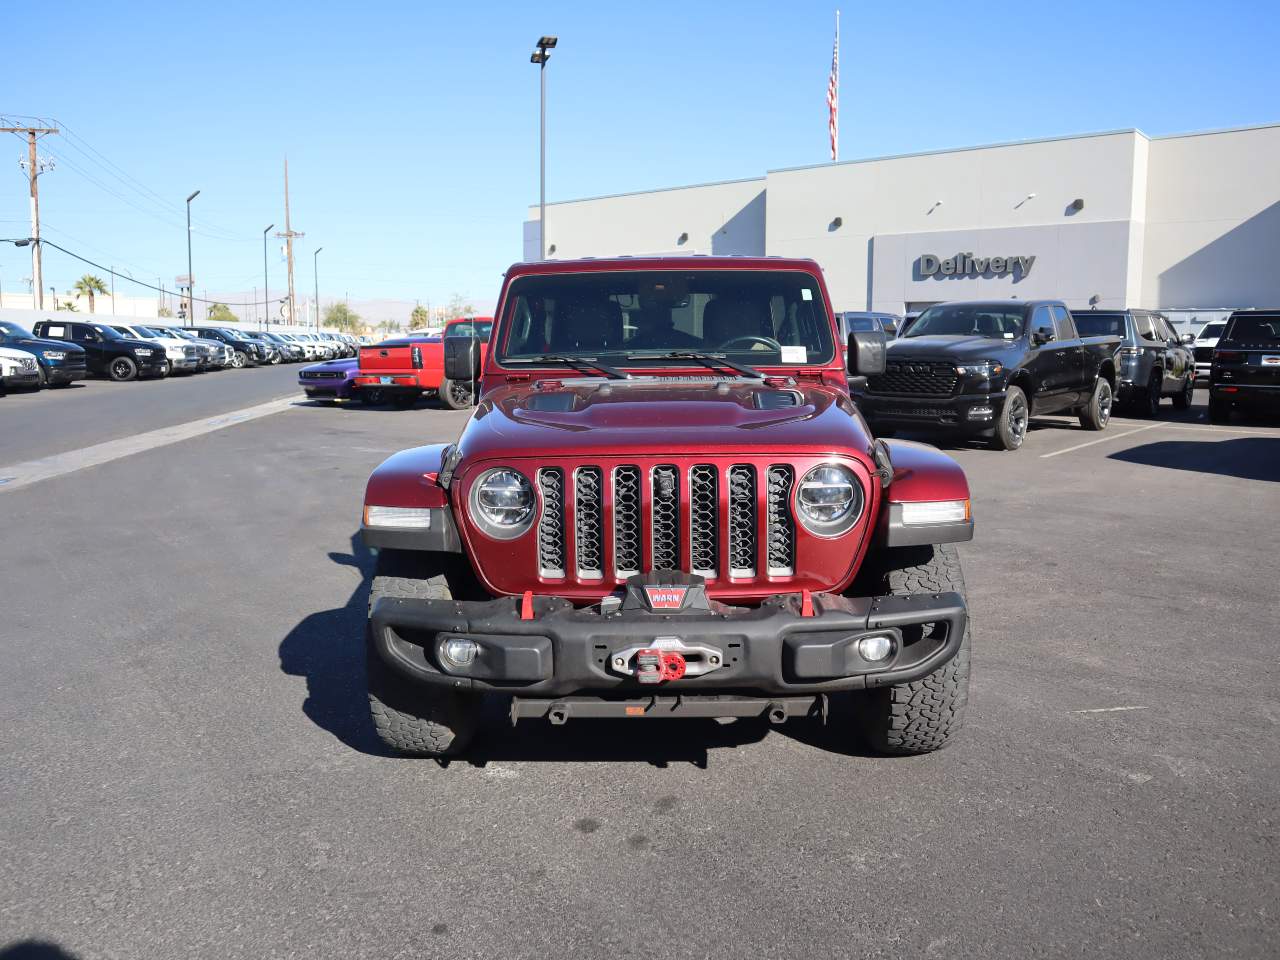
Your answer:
855,300 -> 1121,450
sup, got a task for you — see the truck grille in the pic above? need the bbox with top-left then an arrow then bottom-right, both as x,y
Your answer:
535,462 -> 802,583
868,361 -> 958,397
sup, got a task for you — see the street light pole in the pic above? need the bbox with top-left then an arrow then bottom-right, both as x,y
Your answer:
263,223 -> 274,330
185,189 -> 200,325
313,247 -> 323,333
531,35 -> 557,260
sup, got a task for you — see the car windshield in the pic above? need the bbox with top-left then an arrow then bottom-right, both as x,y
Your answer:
497,270 -> 835,366
448,320 -> 493,340
844,316 -> 880,333
132,326 -> 163,338
1198,323 -> 1227,340
93,325 -> 125,340
0,322 -> 34,339
1073,312 -> 1126,338
1223,315 -> 1280,344
907,304 -> 1024,339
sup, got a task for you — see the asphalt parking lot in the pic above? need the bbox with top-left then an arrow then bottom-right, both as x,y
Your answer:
2,379 -> 1278,959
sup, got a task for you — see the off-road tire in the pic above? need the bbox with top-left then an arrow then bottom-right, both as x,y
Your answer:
853,543 -> 971,755
1208,395 -> 1232,423
439,377 -> 474,410
366,549 -> 479,757
990,385 -> 1028,451
1172,373 -> 1194,411
1078,377 -> 1113,431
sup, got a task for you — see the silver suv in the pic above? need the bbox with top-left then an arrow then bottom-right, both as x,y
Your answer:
1072,309 -> 1195,416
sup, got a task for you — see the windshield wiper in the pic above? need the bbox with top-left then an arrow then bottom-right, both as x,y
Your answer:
504,354 -> 631,380
625,350 -> 763,379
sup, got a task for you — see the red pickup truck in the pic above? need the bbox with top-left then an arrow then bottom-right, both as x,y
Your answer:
355,317 -> 492,409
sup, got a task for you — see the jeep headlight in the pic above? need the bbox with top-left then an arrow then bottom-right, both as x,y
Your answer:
796,463 -> 863,536
470,467 -> 534,539
955,361 -> 1003,378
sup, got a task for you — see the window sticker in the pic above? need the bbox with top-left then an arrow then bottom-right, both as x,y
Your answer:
781,345 -> 808,363
47,325 -> 65,337
801,288 -> 813,301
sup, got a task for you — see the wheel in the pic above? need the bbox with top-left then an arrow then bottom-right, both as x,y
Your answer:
851,543 -> 971,755
1173,373 -> 1194,411
1208,396 -> 1232,423
161,359 -> 173,377
990,385 -> 1028,450
108,356 -> 138,382
367,549 -> 480,757
440,377 -> 474,410
1137,371 -> 1161,417
390,391 -> 419,409
36,365 -> 48,389
358,388 -> 386,406
1078,377 -> 1113,431
230,350 -> 248,369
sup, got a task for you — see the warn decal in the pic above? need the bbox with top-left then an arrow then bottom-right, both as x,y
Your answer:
644,586 -> 688,610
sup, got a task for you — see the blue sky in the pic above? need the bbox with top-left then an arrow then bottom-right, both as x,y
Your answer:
3,0 -> 1277,318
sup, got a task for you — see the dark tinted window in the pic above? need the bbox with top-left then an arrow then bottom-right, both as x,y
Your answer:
1223,315 -> 1280,344
1030,306 -> 1055,341
1051,305 -> 1076,340
1073,312 -> 1126,338
907,303 -> 1024,339
1197,323 -> 1226,340
1136,314 -> 1164,343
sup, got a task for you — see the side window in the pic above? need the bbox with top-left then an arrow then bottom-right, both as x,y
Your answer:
71,324 -> 94,342
1031,306 -> 1055,342
1159,318 -> 1179,341
1137,314 -> 1163,343
1051,305 -> 1076,341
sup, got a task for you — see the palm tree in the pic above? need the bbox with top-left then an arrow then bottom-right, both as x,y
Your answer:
73,274 -> 109,313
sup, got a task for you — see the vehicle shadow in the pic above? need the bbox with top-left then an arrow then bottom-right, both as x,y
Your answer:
278,532 -> 864,765
1108,437 -> 1280,482
0,941 -> 82,960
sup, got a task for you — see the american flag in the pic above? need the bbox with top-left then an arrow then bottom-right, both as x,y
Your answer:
826,11 -> 840,162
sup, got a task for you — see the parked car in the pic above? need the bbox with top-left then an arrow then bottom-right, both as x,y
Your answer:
854,300 -> 1121,450
359,256 -> 974,759
33,319 -> 168,382
107,322 -> 202,377
355,317 -> 493,409
188,326 -> 269,367
1072,309 -> 1195,415
836,311 -> 901,337
1193,320 -> 1228,381
0,346 -> 41,393
236,331 -> 283,364
260,332 -> 306,362
297,357 -> 386,404
151,325 -> 230,370
1208,309 -> 1280,422
0,321 -> 88,387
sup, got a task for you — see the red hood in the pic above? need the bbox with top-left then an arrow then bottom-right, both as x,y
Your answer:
455,377 -> 874,462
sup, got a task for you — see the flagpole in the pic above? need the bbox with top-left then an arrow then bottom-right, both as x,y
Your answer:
834,9 -> 840,163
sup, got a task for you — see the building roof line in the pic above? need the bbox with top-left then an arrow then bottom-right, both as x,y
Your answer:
529,175 -> 766,215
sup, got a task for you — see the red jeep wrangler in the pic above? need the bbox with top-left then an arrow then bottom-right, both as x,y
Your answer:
355,317 -> 492,409
360,258 -> 973,756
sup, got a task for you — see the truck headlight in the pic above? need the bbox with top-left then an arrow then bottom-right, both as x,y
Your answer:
796,463 -> 863,536
470,468 -> 534,538
955,361 -> 1003,378
43,351 -> 66,360
134,348 -> 154,357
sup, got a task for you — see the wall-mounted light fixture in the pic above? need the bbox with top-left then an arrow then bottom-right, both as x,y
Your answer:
548,243 -> 556,255
677,232 -> 688,245
829,216 -> 843,230
1069,198 -> 1085,212
927,200 -> 943,214
1014,192 -> 1037,209
1088,294 -> 1102,306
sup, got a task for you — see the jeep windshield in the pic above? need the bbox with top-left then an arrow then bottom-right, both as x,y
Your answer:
496,270 -> 835,367
906,304 -> 1024,339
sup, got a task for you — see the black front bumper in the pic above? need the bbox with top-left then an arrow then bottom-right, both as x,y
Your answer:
45,363 -> 87,384
857,390 -> 1004,432
370,587 -> 966,698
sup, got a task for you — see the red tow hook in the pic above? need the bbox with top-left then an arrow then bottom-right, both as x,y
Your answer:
635,649 -> 687,684
520,590 -> 535,620
800,589 -> 815,618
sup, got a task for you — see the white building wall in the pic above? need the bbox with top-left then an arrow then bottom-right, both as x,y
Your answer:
1142,124 -> 1280,309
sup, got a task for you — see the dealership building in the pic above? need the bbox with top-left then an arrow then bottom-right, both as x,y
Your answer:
524,122 -> 1280,329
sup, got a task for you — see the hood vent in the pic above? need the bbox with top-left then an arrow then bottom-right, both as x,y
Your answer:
524,392 -> 577,412
753,390 -> 801,410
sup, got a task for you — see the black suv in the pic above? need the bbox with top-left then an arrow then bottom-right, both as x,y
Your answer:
1071,308 -> 1195,415
0,320 -> 88,387
1208,309 -> 1280,422
189,326 -> 269,368
33,319 -> 167,382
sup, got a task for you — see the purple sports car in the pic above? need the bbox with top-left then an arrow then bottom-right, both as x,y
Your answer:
298,357 -> 384,404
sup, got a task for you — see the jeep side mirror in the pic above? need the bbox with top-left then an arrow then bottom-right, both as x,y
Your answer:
444,335 -> 480,381
847,329 -> 887,377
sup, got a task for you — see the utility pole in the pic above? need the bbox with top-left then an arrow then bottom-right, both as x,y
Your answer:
530,37 -> 556,259
3,123 -> 58,309
275,158 -> 304,325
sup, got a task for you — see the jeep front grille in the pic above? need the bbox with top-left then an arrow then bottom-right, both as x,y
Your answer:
537,462 -> 807,584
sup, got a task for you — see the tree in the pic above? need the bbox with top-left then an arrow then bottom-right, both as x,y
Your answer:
207,303 -> 238,323
445,293 -> 474,319
57,299 -> 78,312
409,305 -> 430,330
73,274 -> 108,313
157,305 -> 174,318
324,302 -> 361,332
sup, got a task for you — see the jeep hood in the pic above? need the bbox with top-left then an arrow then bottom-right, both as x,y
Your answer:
456,378 -> 873,461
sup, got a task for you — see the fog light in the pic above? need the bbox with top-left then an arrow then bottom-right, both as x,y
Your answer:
858,635 -> 895,662
442,638 -> 478,667
967,406 -> 993,420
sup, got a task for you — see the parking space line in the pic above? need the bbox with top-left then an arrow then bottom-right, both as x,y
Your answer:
1040,423 -> 1165,459
0,395 -> 298,494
